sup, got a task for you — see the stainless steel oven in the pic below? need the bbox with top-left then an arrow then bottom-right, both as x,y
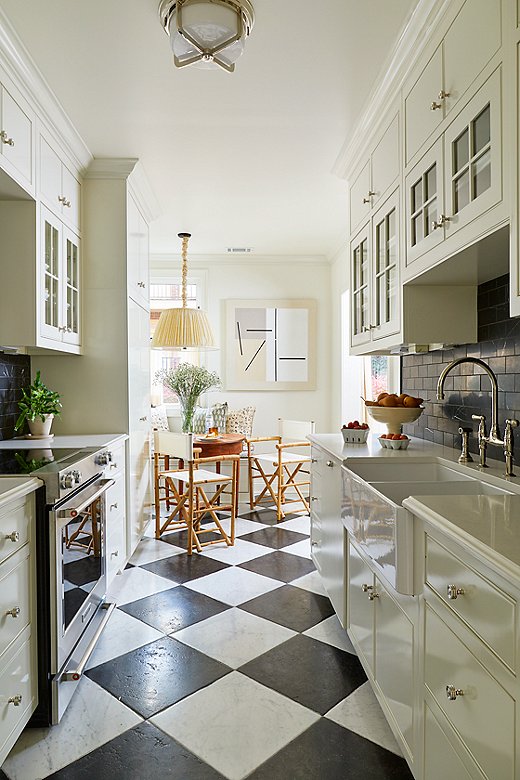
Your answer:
0,444 -> 121,725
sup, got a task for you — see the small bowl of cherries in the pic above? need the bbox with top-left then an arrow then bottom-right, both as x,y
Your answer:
341,421 -> 370,444
379,433 -> 410,450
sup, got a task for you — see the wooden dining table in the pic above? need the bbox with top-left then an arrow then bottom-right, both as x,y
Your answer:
193,433 -> 246,514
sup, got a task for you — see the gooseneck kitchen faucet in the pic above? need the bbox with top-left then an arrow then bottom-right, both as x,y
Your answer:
436,357 -> 518,476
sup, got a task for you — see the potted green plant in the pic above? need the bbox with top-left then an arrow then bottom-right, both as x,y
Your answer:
14,371 -> 62,438
155,363 -> 221,433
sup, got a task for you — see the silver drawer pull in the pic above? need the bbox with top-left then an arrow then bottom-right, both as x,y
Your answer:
361,584 -> 373,593
430,101 -> 442,111
139,415 -> 148,422
326,460 -> 334,468
447,584 -> 465,600
5,531 -> 19,542
310,496 -> 318,502
5,607 -> 20,618
111,550 -> 119,558
8,695 -> 22,706
368,591 -> 379,601
110,502 -> 119,511
138,281 -> 146,288
446,685 -> 464,701
0,130 -> 15,146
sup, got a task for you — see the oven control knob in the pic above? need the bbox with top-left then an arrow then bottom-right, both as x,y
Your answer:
95,451 -> 112,466
60,472 -> 76,489
72,470 -> 82,485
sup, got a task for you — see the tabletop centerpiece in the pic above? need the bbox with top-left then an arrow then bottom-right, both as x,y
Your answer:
155,363 -> 221,433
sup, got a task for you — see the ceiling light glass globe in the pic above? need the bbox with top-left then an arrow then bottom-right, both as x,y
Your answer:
169,3 -> 244,69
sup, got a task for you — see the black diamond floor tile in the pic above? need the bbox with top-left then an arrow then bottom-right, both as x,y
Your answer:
238,508 -> 303,525
239,550 -> 315,583
86,637 -> 231,718
0,769 -> 9,779
240,634 -> 367,714
159,528 -> 222,548
64,556 -> 102,586
240,584 -> 334,631
47,721 -> 225,779
120,585 -> 230,633
247,718 -> 413,779
141,553 -> 230,583
238,527 -> 308,549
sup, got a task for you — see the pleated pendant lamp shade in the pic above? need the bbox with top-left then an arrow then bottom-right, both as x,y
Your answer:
151,233 -> 216,350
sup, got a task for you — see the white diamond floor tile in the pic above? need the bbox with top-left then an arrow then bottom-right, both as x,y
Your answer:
85,608 -> 164,670
183,566 -> 283,606
303,615 -> 357,654
326,681 -> 403,756
200,538 -> 273,565
2,677 -> 142,780
106,566 -> 177,606
129,536 -> 184,566
173,608 -> 296,668
233,517 -> 270,536
282,539 -> 311,559
150,671 -> 319,780
290,570 -> 328,597
277,515 -> 310,534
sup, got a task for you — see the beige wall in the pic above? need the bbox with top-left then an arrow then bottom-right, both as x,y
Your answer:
152,255 -> 332,437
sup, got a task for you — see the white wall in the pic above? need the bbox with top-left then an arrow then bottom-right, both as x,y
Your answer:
151,255 -> 332,437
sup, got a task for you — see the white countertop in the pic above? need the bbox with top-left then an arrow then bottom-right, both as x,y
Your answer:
0,433 -> 127,450
311,432 -> 520,579
0,476 -> 43,506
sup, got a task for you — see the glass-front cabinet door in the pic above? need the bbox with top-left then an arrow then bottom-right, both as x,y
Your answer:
41,206 -> 62,342
62,227 -> 80,346
405,137 -> 444,271
443,68 -> 502,241
350,224 -> 371,348
372,191 -> 400,340
40,205 -> 81,347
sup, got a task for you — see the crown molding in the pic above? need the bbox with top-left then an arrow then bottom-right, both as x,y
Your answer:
333,0 -> 452,179
85,158 -> 139,180
86,158 -> 161,223
151,252 -> 329,267
0,8 -> 92,173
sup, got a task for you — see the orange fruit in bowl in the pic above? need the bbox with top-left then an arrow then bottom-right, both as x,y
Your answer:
377,392 -> 388,402
403,395 -> 422,408
379,394 -> 399,407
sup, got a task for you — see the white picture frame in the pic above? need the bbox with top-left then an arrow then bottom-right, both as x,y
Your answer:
225,299 -> 316,390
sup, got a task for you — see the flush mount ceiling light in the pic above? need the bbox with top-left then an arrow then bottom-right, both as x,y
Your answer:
158,0 -> 255,73
151,232 -> 216,350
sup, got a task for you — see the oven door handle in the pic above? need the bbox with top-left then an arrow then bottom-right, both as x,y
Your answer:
56,478 -> 116,525
61,601 -> 117,682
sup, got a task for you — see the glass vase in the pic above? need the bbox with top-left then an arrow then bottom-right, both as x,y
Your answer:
179,396 -> 198,433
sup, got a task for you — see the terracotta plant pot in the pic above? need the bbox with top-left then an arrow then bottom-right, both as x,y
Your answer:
27,414 -> 54,437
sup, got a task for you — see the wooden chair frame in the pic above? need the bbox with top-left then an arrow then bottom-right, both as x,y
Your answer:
247,435 -> 312,522
154,442 -> 239,555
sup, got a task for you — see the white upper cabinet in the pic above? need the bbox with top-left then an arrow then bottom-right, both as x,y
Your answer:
0,76 -> 34,195
405,67 -> 502,278
349,114 -> 399,233
39,134 -> 81,232
404,0 -> 501,167
127,192 -> 150,310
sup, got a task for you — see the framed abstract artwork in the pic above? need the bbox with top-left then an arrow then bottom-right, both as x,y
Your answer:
225,299 -> 316,390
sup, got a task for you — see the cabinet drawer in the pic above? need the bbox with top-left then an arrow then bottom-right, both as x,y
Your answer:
0,497 -> 32,566
107,443 -> 125,477
425,534 -> 516,671
106,477 -> 125,530
424,703 -> 480,780
0,547 -> 31,661
0,632 -> 37,766
107,520 -> 125,585
424,603 -> 514,780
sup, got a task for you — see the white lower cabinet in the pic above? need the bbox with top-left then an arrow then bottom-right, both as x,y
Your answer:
347,537 -> 417,768
0,491 -> 38,766
310,446 -> 345,624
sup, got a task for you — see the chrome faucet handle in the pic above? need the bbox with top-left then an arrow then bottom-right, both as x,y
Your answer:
457,427 -> 473,464
504,420 -> 519,478
471,414 -> 488,468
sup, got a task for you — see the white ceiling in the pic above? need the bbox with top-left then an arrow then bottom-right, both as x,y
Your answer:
0,0 -> 417,258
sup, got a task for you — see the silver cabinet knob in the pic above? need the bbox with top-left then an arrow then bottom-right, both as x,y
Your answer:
326,460 -> 334,468
5,531 -> 19,542
138,281 -> 146,288
0,130 -> 15,146
5,607 -> 20,618
431,214 -> 450,230
8,695 -> 22,706
111,550 -> 119,558
368,591 -> 380,600
362,191 -> 375,204
446,685 -> 464,701
361,584 -> 373,593
430,101 -> 443,110
139,415 -> 148,422
110,502 -> 118,511
447,584 -> 465,600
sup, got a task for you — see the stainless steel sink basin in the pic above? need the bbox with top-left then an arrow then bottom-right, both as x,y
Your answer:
345,461 -> 470,483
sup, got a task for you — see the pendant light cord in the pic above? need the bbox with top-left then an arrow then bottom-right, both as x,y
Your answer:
179,231 -> 191,309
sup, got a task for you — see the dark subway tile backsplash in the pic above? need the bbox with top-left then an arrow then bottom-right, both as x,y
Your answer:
0,354 -> 30,440
402,274 -> 520,464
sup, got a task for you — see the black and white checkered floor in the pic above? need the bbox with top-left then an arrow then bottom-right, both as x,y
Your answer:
1,506 -> 413,780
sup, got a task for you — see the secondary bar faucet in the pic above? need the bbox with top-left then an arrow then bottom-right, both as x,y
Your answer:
436,357 -> 518,476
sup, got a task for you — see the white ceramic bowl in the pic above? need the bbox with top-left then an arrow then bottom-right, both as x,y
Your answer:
366,406 -> 423,435
378,436 -> 411,450
341,427 -> 369,444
